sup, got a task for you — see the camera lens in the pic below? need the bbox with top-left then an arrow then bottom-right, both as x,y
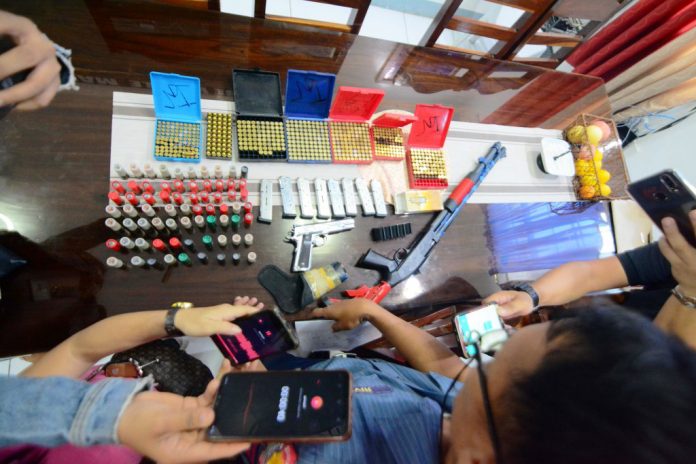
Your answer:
653,192 -> 668,201
660,174 -> 680,192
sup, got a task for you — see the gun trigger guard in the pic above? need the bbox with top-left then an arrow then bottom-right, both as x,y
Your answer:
395,248 -> 408,260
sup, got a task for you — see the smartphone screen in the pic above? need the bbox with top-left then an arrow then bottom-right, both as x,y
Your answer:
211,309 -> 298,365
454,304 -> 507,357
209,371 -> 352,441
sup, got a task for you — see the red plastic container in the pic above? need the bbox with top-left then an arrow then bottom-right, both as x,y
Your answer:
405,104 -> 454,190
328,86 -> 384,164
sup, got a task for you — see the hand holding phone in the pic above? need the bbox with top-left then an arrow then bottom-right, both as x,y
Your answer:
209,371 -> 352,443
211,308 -> 299,366
453,304 -> 509,357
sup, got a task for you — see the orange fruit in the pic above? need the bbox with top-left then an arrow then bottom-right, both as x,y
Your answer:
579,185 -> 596,199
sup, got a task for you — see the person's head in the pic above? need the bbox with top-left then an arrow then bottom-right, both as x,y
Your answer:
447,307 -> 696,464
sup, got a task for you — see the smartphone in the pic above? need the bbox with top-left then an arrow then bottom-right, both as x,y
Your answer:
453,304 -> 507,357
208,370 -> 352,442
627,169 -> 696,248
211,308 -> 299,365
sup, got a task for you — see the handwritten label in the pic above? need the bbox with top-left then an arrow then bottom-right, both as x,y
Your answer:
161,84 -> 198,110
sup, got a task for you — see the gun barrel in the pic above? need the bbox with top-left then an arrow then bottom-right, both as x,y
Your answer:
291,218 -> 355,236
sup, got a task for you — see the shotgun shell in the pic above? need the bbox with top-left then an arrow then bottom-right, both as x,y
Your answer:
152,217 -> 165,231
142,193 -> 156,205
106,257 -> 125,268
179,204 -> 191,216
106,238 -> 121,251
183,238 -> 196,251
238,179 -> 247,190
127,180 -> 142,195
125,193 -> 139,206
169,237 -> 183,250
111,181 -> 126,194
108,191 -> 123,206
159,164 -> 172,179
243,202 -> 252,214
240,166 -> 248,179
202,235 -> 213,250
200,165 -> 210,179
119,236 -> 135,249
240,188 -> 248,201
188,181 -> 199,193
135,238 -> 150,251
228,179 -> 236,191
160,181 -> 172,193
203,180 -> 212,192
152,239 -> 167,252
180,216 -> 192,230
206,215 -> 216,231
114,163 -> 128,179
244,213 -> 253,227
143,163 -> 157,178
164,204 -> 177,217
199,191 -> 210,203
159,190 -> 171,203
172,192 -> 184,205
122,218 -> 138,232
214,165 -> 223,179
197,252 -> 208,264
231,214 -> 241,230
231,252 -> 241,264
165,218 -> 178,231
244,233 -> 254,246
123,204 -> 138,218
219,214 -> 230,228
227,190 -> 237,201
231,202 -> 242,215
141,204 -> 156,217
142,181 -> 155,194
105,205 -> 122,218
189,193 -> 199,205
178,253 -> 192,266
174,180 -> 185,193
216,253 -> 226,265
187,167 -> 197,179
137,218 -> 151,231
194,215 -> 206,229
174,168 -> 184,180
147,258 -> 162,269
232,234 -> 241,247
213,193 -> 222,204
205,204 -> 216,216
228,165 -> 237,178
192,205 -> 203,216
215,180 -> 225,192
247,252 -> 257,264
129,164 -> 143,178
130,256 -> 146,267
217,234 -> 227,248
164,253 -> 177,266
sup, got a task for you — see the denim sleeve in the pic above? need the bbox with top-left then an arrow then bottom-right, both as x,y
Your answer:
0,376 -> 153,448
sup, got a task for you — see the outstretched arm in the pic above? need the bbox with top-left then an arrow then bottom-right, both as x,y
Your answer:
313,299 -> 465,379
22,301 -> 262,379
484,256 -> 628,319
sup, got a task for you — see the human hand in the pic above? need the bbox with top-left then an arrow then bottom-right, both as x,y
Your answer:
311,298 -> 380,331
174,296 -> 264,337
0,11 -> 62,110
483,291 -> 535,320
659,212 -> 696,296
216,358 -> 267,379
117,379 -> 249,463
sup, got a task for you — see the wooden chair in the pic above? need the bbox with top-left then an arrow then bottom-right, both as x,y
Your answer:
419,0 -> 624,69
254,0 -> 371,35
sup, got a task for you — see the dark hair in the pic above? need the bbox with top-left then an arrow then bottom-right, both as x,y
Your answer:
498,308 -> 696,464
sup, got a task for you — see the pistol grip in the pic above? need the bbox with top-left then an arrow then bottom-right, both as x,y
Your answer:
292,234 -> 314,272
358,249 -> 398,277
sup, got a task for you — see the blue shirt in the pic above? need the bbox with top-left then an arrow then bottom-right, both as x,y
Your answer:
296,357 -> 463,464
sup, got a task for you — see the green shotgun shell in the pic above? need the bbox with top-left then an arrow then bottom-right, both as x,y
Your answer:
177,253 -> 191,265
202,234 -> 213,250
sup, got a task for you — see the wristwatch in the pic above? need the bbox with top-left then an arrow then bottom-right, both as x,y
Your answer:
511,282 -> 540,310
671,285 -> 696,309
164,307 -> 184,337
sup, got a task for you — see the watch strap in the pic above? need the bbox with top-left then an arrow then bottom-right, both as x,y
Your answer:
511,282 -> 540,309
671,285 -> 696,309
165,308 -> 184,336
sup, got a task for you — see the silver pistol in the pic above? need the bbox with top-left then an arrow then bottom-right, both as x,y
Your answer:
285,218 -> 355,272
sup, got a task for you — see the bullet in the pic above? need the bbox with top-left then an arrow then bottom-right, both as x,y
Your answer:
217,234 -> 227,247
153,239 -> 167,252
106,257 -> 125,268
241,165 -> 248,179
215,180 -> 224,192
137,218 -> 151,231
135,238 -> 150,251
244,213 -> 253,227
164,254 -> 177,266
219,214 -> 229,228
200,192 -> 210,203
195,215 -> 206,229
105,205 -> 122,218
108,191 -> 124,206
173,193 -> 184,205
243,202 -> 252,214
114,163 -> 128,179
196,252 -> 208,264
119,236 -> 135,249
130,256 -> 146,267
152,217 -> 165,231
179,204 -> 191,216
187,167 -> 197,179
203,180 -> 212,192
214,193 -> 223,204
142,181 -> 155,194
106,238 -> 121,251
227,190 -> 237,201
232,234 -> 241,246
174,180 -> 185,193
183,238 -> 196,251
174,168 -> 184,180
244,233 -> 254,246
147,257 -> 162,269
188,181 -> 198,193
111,181 -> 126,195
216,253 -> 226,265
160,181 -> 172,192
202,235 -> 213,250
141,204 -> 156,217
164,204 -> 177,217
123,218 -> 138,232
165,218 -> 178,231
180,216 -> 192,230
143,193 -> 156,206
247,251 -> 257,264
232,202 -> 242,215
123,204 -> 138,218
178,253 -> 192,266
127,180 -> 142,195
169,237 -> 182,250
214,165 -> 223,179
219,203 -> 229,215
231,252 -> 241,265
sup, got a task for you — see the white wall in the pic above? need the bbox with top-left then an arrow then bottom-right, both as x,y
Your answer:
623,111 -> 696,186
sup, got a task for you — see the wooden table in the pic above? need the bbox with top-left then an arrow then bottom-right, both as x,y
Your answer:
0,0 -> 610,356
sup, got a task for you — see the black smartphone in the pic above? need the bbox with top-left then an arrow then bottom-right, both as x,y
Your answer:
627,169 -> 696,248
211,308 -> 299,366
208,370 -> 352,442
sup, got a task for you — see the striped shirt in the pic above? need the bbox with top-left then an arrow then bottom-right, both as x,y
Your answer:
296,357 -> 463,464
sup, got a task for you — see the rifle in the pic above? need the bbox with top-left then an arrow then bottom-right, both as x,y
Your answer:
341,142 -> 507,304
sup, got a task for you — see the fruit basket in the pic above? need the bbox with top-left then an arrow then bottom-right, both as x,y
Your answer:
564,114 -> 629,201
